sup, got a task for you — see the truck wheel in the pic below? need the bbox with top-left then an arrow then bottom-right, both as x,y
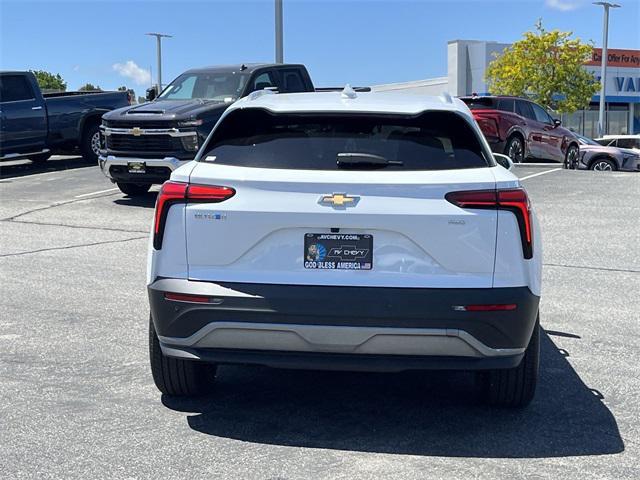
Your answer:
480,314 -> 540,408
80,123 -> 102,163
117,182 -> 151,196
149,315 -> 217,396
30,153 -> 51,164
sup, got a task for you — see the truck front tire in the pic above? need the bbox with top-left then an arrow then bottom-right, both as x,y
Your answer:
117,182 -> 151,196
149,315 -> 217,396
480,313 -> 540,408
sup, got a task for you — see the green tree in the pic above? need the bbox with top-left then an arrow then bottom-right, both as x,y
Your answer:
79,83 -> 101,91
485,20 -> 599,114
30,70 -> 67,91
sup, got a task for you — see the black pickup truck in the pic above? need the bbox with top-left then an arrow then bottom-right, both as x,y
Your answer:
0,71 -> 131,163
100,63 -> 315,196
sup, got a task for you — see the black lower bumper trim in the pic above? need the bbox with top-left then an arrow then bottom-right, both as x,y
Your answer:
149,280 -> 540,350
109,165 -> 172,184
167,346 -> 525,372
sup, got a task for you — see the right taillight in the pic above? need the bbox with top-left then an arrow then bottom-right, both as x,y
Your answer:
153,181 -> 235,250
445,188 -> 533,259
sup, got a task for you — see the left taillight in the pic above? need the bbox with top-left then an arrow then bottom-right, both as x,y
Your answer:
445,188 -> 533,259
153,181 -> 235,250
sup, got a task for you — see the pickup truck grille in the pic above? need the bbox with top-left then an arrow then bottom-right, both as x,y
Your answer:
103,120 -> 175,129
106,134 -> 182,152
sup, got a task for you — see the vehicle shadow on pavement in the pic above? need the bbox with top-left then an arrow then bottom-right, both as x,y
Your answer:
0,156 -> 92,180
113,193 -> 157,208
161,330 -> 624,458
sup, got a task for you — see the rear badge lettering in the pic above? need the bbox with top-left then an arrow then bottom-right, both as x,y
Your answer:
194,212 -> 227,221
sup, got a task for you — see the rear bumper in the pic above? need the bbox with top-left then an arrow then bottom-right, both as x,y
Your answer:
149,279 -> 539,371
98,154 -> 190,184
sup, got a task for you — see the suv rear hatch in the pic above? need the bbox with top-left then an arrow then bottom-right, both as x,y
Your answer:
184,109 -> 500,288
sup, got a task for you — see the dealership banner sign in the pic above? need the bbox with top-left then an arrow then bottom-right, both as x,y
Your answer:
586,48 -> 640,68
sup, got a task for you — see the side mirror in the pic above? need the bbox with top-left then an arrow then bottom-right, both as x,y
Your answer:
145,87 -> 157,102
553,119 -> 562,127
494,153 -> 514,171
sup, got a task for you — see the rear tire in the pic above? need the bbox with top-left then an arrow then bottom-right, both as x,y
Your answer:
481,314 -> 540,408
117,182 -> 151,196
149,315 -> 217,396
564,144 -> 579,169
505,135 -> 525,163
80,122 -> 102,163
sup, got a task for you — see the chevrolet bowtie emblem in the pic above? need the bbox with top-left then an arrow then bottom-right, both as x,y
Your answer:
319,193 -> 360,208
131,127 -> 142,136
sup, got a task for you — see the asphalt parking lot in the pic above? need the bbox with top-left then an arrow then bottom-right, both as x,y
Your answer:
0,156 -> 638,479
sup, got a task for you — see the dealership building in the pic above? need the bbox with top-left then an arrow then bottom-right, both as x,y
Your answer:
373,40 -> 640,137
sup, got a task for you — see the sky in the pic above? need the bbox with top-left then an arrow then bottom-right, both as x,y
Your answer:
1,0 -> 638,95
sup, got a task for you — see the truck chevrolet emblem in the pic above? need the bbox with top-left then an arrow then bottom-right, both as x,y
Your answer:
131,127 -> 142,136
319,193 -> 360,208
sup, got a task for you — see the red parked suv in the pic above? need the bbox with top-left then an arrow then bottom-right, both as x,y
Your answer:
461,95 -> 579,165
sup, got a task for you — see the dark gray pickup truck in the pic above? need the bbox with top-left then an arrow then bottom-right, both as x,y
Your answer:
100,63 -> 316,196
0,71 -> 131,163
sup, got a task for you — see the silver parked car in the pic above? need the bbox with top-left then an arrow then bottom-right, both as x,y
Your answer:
572,134 -> 640,172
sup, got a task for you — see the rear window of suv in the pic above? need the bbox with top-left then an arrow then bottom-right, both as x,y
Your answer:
200,109 -> 490,170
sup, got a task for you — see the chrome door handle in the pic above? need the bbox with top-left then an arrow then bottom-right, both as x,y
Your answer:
32,106 -> 43,110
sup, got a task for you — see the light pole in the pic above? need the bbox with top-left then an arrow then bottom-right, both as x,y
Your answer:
593,2 -> 620,137
146,32 -> 173,93
275,0 -> 283,63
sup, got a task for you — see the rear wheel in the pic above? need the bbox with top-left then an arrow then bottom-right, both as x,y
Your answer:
149,315 -> 217,396
80,123 -> 102,163
480,314 -> 539,408
590,158 -> 616,172
564,144 -> 579,169
117,182 -> 151,196
505,135 -> 525,163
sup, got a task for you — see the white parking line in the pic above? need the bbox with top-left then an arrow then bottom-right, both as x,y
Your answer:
519,168 -> 562,181
74,187 -> 119,198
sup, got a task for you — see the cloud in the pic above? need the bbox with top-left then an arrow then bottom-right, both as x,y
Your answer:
73,65 -> 80,72
545,0 -> 581,11
112,60 -> 151,86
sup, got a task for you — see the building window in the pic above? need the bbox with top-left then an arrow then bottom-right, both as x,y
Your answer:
562,104 -> 629,138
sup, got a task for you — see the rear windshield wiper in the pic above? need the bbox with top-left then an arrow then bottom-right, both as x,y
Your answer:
336,152 -> 403,168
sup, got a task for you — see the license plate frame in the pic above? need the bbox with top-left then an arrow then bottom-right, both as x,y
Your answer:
304,233 -> 373,270
127,161 -> 146,174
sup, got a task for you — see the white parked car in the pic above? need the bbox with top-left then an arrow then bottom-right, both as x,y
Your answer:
595,134 -> 640,153
147,88 -> 542,407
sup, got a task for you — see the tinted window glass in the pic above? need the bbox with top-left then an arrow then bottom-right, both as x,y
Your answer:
0,75 -> 35,102
461,97 -> 496,109
159,72 -> 247,101
617,138 -> 640,149
202,110 -> 489,171
279,69 -> 306,93
531,103 -> 552,124
250,72 -> 275,93
516,100 -> 536,120
497,98 -> 515,112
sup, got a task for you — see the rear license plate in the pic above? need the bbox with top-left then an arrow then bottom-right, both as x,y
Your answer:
304,233 -> 373,270
127,161 -> 146,174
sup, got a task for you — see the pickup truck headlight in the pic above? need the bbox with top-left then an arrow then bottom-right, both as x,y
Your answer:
178,119 -> 203,127
181,132 -> 199,152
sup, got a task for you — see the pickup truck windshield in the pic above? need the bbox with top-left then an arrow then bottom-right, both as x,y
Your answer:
158,72 -> 248,101
201,109 -> 489,170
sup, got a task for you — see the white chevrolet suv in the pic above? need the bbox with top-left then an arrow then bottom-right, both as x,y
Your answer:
147,88 -> 542,407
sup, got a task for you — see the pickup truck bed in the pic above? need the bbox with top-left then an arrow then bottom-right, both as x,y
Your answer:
0,71 -> 131,163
